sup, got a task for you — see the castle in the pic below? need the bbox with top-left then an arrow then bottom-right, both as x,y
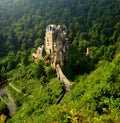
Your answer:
32,24 -> 69,68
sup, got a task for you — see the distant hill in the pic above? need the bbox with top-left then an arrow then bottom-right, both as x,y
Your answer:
0,0 -> 120,57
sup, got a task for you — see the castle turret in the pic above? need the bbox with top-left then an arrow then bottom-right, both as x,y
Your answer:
45,25 -> 56,54
86,47 -> 90,58
45,24 -> 68,67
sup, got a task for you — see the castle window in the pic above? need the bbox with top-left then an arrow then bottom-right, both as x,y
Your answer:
54,43 -> 56,47
46,39 -> 49,46
46,43 -> 49,46
63,31 -> 66,35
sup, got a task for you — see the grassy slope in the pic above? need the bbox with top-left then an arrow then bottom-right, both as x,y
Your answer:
6,64 -> 64,123
58,53 -> 120,123
5,54 -> 120,123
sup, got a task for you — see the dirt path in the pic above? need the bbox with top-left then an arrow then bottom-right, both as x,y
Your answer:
0,88 -> 16,116
56,64 -> 71,92
9,83 -> 22,93
56,64 -> 71,103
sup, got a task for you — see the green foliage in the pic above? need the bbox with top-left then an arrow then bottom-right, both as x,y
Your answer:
0,66 -> 6,82
45,66 -> 55,79
0,101 -> 9,116
6,71 -> 64,122
1,94 -> 10,103
2,60 -> 64,122
0,0 -> 120,59
33,60 -> 46,79
34,38 -> 43,48
0,0 -> 120,122
20,51 -> 29,66
6,51 -> 17,70
65,47 -> 94,80
57,109 -> 85,123
61,54 -> 120,122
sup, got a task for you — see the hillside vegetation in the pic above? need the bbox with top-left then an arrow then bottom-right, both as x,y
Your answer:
0,0 -> 120,122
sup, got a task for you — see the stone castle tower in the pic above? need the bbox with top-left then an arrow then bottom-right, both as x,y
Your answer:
32,24 -> 69,68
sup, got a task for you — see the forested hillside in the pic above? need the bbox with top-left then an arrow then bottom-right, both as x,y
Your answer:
0,0 -> 120,122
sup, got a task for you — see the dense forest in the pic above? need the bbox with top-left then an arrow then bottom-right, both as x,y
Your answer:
0,0 -> 120,122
